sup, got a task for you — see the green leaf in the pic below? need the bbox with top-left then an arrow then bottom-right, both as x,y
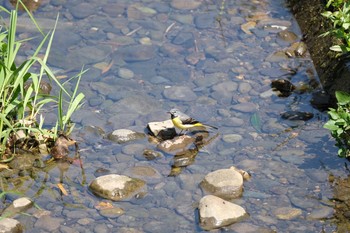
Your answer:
336,91 -> 350,105
328,110 -> 340,119
250,112 -> 262,133
324,121 -> 340,130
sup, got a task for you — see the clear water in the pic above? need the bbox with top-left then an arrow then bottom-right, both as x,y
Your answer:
0,0 -> 348,232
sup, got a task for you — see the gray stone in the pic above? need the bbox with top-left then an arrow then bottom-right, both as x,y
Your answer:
107,129 -> 145,144
231,102 -> 257,113
113,95 -> 159,115
116,45 -> 156,62
222,134 -> 243,143
194,13 -> 216,29
212,81 -> 238,93
199,195 -> 247,230
157,61 -> 191,83
200,166 -> 244,199
307,206 -> 334,220
99,207 -> 125,218
172,31 -> 193,47
273,207 -> 302,220
118,68 -> 135,79
238,82 -> 252,94
163,86 -> 197,101
0,218 -> 23,233
34,215 -> 63,231
171,0 -> 202,10
70,3 -> 95,19
89,174 -> 146,201
1,197 -> 33,218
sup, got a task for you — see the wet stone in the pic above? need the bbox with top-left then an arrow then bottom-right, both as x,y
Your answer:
70,3 -> 95,19
273,207 -> 302,220
89,174 -> 146,201
171,0 -> 202,10
231,102 -> 257,113
102,3 -> 127,17
118,68 -> 135,79
238,82 -> 252,94
222,116 -> 245,127
194,12 -> 216,29
0,218 -> 23,233
127,3 -> 157,20
107,129 -> 145,144
277,30 -> 298,42
113,95 -> 159,115
222,134 -> 243,143
212,81 -> 238,93
163,86 -> 197,101
2,197 -> 33,218
199,195 -> 247,231
99,207 -> 125,218
116,45 -> 156,62
172,31 -> 193,47
147,120 -> 176,138
143,149 -> 163,160
194,73 -> 227,88
157,60 -> 190,83
307,206 -> 334,220
34,215 -> 64,231
157,135 -> 195,153
200,166 -> 244,199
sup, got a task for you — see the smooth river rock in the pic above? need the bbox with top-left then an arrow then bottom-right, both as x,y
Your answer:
198,195 -> 247,230
1,197 -> 33,218
116,45 -> 156,62
107,129 -> 145,144
200,166 -> 244,199
0,218 -> 23,233
147,119 -> 176,139
163,86 -> 197,101
89,174 -> 146,201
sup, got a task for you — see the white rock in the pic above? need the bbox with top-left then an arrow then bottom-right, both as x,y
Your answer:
199,195 -> 247,230
0,218 -> 23,232
13,197 -> 32,209
1,197 -> 33,218
89,174 -> 146,201
107,129 -> 145,144
200,166 -> 244,199
147,120 -> 176,138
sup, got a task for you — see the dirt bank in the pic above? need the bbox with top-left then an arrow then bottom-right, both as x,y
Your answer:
287,0 -> 350,102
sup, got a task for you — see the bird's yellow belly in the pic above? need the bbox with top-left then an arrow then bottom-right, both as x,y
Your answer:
171,117 -> 203,130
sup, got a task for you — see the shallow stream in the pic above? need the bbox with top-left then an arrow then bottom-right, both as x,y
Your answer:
1,0 -> 349,232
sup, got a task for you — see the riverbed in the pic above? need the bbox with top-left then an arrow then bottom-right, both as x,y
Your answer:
0,0 -> 348,232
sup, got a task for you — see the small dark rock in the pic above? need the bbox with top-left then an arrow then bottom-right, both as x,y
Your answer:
281,111 -> 314,121
271,79 -> 296,97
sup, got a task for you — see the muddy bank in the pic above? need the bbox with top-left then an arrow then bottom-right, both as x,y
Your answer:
287,0 -> 350,103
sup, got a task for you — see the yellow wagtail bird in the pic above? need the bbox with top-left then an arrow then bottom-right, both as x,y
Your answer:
168,108 -> 218,132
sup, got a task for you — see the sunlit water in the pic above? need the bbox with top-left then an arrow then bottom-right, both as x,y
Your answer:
0,0 -> 349,232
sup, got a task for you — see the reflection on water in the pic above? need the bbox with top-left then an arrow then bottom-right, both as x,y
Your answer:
0,0 -> 350,232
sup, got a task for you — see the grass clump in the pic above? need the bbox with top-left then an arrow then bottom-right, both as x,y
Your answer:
321,0 -> 350,53
324,91 -> 350,157
0,5 -> 85,161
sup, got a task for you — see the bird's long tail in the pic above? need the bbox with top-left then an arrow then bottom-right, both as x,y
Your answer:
203,124 -> 218,130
